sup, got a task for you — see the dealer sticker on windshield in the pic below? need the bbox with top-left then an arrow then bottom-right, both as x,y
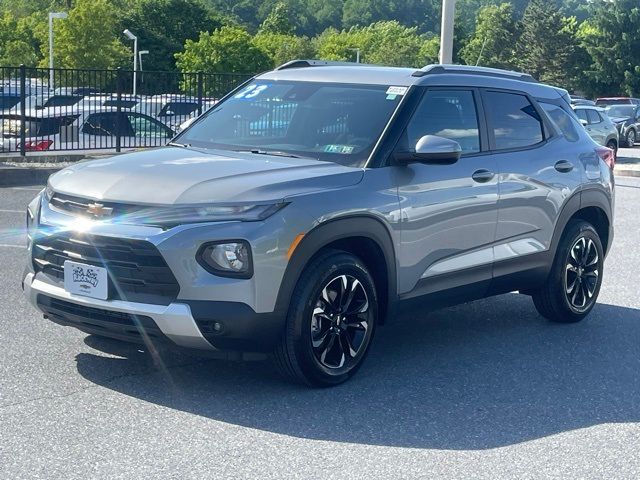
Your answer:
386,86 -> 407,96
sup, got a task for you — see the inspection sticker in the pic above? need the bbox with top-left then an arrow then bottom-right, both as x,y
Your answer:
386,86 -> 408,96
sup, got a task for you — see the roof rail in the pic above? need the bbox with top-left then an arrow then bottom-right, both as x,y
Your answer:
412,64 -> 537,83
275,59 -> 367,71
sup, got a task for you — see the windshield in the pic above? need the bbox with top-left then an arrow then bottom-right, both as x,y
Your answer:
606,105 -> 635,118
176,80 -> 406,167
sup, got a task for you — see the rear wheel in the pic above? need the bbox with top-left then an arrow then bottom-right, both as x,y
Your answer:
532,220 -> 604,323
626,129 -> 636,147
273,250 -> 378,387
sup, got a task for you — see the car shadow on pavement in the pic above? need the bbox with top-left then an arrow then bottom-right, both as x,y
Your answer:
75,293 -> 640,450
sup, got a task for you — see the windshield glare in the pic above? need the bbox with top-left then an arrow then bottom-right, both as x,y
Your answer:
176,80 -> 405,167
606,105 -> 635,117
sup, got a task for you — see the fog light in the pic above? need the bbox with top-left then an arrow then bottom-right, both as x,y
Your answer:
212,322 -> 223,332
197,240 -> 253,278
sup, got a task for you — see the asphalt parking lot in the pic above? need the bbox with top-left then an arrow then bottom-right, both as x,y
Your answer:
1,176 -> 639,479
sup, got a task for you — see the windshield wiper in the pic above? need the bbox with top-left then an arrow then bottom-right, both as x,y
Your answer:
234,149 -> 307,159
168,141 -> 191,148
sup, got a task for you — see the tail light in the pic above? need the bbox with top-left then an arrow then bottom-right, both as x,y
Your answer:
595,145 -> 615,170
19,140 -> 53,151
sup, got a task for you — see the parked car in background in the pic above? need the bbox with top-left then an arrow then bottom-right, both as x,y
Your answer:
573,105 -> 619,153
134,95 -> 213,130
604,104 -> 640,147
595,97 -> 640,107
1,106 -> 173,152
570,95 -> 595,106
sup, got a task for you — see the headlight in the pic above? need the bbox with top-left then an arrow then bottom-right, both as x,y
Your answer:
121,202 -> 287,228
197,241 -> 253,278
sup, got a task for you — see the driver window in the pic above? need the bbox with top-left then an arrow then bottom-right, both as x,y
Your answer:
403,89 -> 480,154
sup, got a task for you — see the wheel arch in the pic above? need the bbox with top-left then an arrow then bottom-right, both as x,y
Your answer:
551,188 -> 613,257
274,215 -> 398,324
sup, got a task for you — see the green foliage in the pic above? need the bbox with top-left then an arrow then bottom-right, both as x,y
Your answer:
253,32 -> 315,67
175,26 -> 272,74
44,0 -> 130,69
580,0 -> 640,96
124,0 -> 225,72
460,3 -> 517,69
0,12 -> 42,66
513,0 -> 583,87
315,21 -> 434,67
259,2 -> 295,35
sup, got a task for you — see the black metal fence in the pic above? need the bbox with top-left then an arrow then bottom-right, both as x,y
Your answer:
0,66 -> 253,155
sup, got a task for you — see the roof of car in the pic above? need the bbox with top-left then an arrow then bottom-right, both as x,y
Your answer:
258,61 -> 566,101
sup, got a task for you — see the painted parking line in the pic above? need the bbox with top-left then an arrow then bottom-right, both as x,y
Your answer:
0,209 -> 24,213
5,187 -> 43,191
0,244 -> 25,249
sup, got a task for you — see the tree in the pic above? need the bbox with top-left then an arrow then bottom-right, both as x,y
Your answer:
315,21 -> 432,67
124,0 -> 225,72
44,0 -> 129,69
0,12 -> 42,66
513,0 -> 583,87
175,25 -> 272,74
460,3 -> 517,69
581,0 -> 640,96
259,1 -> 295,35
253,32 -> 315,67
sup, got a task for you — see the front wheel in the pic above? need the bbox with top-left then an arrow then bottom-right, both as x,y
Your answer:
532,220 -> 604,323
273,250 -> 378,387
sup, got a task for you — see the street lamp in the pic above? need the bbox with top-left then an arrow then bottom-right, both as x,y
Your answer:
138,50 -> 149,86
348,48 -> 361,63
439,0 -> 456,64
48,11 -> 68,91
123,29 -> 138,95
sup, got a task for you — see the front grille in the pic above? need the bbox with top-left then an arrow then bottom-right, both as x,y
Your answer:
37,295 -> 166,342
32,232 -> 179,305
50,192 -> 143,218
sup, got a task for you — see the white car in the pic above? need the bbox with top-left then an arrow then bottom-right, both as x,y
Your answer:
1,106 -> 174,152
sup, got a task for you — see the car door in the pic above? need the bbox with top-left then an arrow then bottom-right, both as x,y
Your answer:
393,88 -> 499,298
586,109 -> 606,144
486,92 -> 584,286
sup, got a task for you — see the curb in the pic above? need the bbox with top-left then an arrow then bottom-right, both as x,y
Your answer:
615,169 -> 640,178
0,166 -> 62,187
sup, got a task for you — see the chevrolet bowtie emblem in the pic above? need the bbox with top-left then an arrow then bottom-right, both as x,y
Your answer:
86,202 -> 113,218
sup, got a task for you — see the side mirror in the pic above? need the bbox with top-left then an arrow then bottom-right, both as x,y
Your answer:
579,119 -> 588,126
395,135 -> 462,165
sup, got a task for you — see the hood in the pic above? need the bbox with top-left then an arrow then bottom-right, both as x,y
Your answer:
49,147 -> 364,205
610,116 -> 631,124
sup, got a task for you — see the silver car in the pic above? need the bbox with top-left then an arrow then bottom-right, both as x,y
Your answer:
23,62 -> 615,386
573,105 -> 619,152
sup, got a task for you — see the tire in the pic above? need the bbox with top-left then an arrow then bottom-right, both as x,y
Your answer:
273,249 -> 378,387
625,129 -> 636,147
532,220 -> 604,323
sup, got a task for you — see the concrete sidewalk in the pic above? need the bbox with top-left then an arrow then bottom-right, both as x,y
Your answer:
616,147 -> 640,178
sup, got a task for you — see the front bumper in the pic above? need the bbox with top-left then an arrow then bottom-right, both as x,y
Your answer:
23,272 -> 216,350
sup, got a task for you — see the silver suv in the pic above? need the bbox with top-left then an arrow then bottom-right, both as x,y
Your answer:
23,62 -> 615,387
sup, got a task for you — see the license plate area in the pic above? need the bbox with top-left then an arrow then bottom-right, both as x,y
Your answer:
63,260 -> 109,300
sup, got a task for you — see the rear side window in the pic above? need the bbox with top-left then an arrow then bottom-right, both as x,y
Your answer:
586,110 -> 602,124
159,102 -> 199,117
83,113 -> 133,137
541,103 -> 580,142
485,91 -> 544,150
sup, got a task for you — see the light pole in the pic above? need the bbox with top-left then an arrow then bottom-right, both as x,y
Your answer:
349,48 -> 361,63
48,12 -> 68,91
123,29 -> 138,95
138,50 -> 149,87
439,0 -> 456,64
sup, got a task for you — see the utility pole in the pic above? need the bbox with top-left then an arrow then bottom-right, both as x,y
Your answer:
439,0 -> 456,64
48,12 -> 68,91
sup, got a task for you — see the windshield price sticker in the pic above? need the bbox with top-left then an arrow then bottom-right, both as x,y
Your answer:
234,84 -> 270,99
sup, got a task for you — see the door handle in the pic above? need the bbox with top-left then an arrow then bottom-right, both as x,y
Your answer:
471,169 -> 495,183
554,160 -> 574,173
